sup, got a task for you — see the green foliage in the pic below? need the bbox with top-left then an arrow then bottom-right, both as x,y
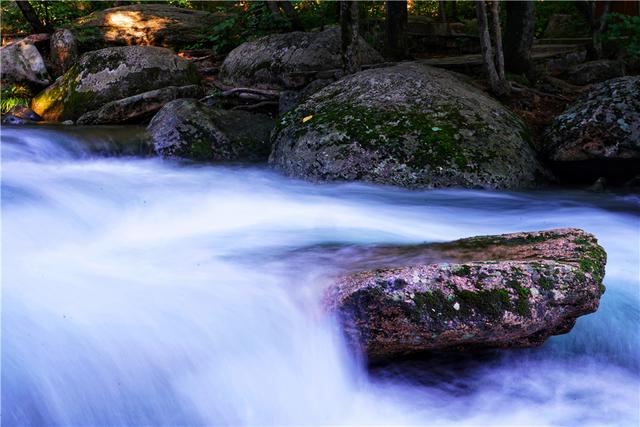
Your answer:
0,84 -> 32,114
190,2 -> 293,53
604,13 -> 640,57
1,1 -> 112,33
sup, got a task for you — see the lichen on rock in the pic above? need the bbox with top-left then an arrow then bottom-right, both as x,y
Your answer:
324,228 -> 607,361
31,46 -> 200,122
148,98 -> 274,162
270,62 -> 550,189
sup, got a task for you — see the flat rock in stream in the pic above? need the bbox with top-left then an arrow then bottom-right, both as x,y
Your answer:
325,228 -> 606,361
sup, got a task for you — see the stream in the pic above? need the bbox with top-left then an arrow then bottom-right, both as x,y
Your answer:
2,126 -> 639,426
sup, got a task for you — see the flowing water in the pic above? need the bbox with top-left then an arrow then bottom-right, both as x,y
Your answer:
2,126 -> 639,426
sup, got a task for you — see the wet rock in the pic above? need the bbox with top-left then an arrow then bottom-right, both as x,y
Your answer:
325,228 -> 606,361
2,105 -> 42,124
31,46 -> 200,122
544,76 -> 639,182
70,4 -> 229,51
0,39 -> 50,88
50,29 -> 79,76
271,62 -> 549,189
219,26 -> 383,90
567,60 -> 625,85
148,98 -> 274,162
76,84 -> 202,125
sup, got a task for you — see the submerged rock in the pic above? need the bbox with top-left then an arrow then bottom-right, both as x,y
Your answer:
0,39 -> 50,88
544,76 -> 639,182
325,228 -> 606,361
31,46 -> 200,122
1,105 -> 42,125
148,98 -> 274,162
271,62 -> 549,189
70,4 -> 229,51
219,26 -> 383,90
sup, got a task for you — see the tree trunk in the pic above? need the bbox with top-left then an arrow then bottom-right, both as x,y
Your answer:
591,0 -> 610,59
266,1 -> 280,16
385,0 -> 408,61
489,0 -> 505,81
504,0 -> 535,75
15,0 -> 50,33
340,1 -> 360,74
475,0 -> 509,96
577,0 -> 611,60
439,0 -> 447,23
278,1 -> 304,31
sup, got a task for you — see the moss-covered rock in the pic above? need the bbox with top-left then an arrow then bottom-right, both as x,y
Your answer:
31,46 -> 200,122
324,228 -> 606,361
76,85 -> 202,125
270,62 -> 550,189
219,26 -> 383,90
147,98 -> 274,162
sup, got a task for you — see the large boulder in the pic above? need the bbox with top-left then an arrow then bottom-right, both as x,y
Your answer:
148,98 -> 274,162
325,228 -> 606,361
567,60 -> 625,85
0,39 -> 50,88
31,46 -> 200,122
70,4 -> 229,51
544,76 -> 639,182
219,26 -> 384,90
270,62 -> 549,189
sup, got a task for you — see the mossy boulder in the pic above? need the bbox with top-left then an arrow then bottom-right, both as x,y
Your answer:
148,98 -> 274,162
31,46 -> 200,122
324,228 -> 606,361
219,26 -> 384,90
544,76 -> 639,183
70,4 -> 229,51
270,62 -> 549,189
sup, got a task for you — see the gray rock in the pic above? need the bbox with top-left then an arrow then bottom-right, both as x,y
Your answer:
543,14 -> 577,38
325,228 -> 606,361
31,46 -> 200,122
0,39 -> 50,88
70,4 -> 229,50
148,98 -> 274,162
270,62 -> 549,189
544,76 -> 640,162
76,84 -> 203,125
50,29 -> 79,76
220,26 -> 384,90
567,60 -> 625,85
